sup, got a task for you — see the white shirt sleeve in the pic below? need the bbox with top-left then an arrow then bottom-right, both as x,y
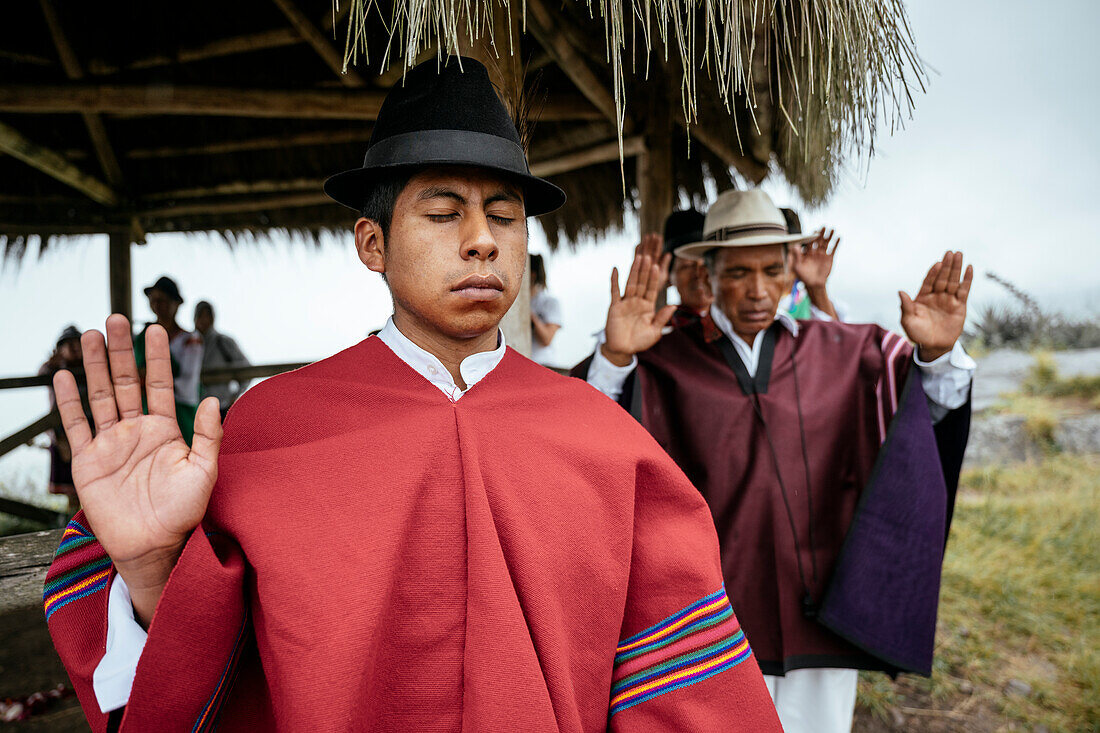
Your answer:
584,335 -> 638,402
92,574 -> 148,713
914,341 -> 976,422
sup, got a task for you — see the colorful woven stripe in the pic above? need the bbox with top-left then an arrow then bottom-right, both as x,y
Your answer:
43,518 -> 112,622
192,608 -> 250,732
610,587 -> 753,716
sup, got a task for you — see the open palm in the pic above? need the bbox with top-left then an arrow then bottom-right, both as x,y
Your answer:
899,251 -> 973,361
54,315 -> 222,600
603,252 -> 676,362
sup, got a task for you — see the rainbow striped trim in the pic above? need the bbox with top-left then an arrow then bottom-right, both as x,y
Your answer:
191,607 -> 250,732
43,518 -> 112,622
610,588 -> 752,716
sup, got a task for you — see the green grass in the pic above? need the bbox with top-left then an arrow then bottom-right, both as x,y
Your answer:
857,455 -> 1100,731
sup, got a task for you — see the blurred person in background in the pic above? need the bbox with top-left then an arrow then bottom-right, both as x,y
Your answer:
38,324 -> 87,512
529,253 -> 563,367
194,300 -> 251,420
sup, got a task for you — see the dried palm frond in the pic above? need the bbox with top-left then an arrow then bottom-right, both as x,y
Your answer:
339,0 -> 926,204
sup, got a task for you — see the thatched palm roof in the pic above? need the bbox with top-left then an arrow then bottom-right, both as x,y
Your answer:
0,0 -> 923,256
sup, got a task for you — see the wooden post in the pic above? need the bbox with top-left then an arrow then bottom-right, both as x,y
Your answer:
458,6 -> 532,356
637,81 -> 675,308
108,231 -> 131,320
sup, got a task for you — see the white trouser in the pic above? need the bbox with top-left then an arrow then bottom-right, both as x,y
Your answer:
763,668 -> 859,733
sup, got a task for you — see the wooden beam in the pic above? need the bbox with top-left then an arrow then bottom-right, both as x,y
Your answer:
531,135 -> 644,178
86,28 -> 303,76
0,120 -> 118,205
637,86 -> 675,236
0,529 -> 65,617
0,411 -> 59,461
109,231 -> 131,319
270,0 -> 366,88
125,128 -> 372,159
139,192 -> 332,218
143,178 -> 324,201
0,84 -> 602,121
0,497 -> 67,528
38,0 -> 126,189
201,362 -> 311,384
524,0 -> 618,125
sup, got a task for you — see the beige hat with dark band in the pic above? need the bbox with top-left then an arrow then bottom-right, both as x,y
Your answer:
674,189 -> 815,261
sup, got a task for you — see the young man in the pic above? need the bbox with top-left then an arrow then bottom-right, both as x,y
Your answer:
585,188 -> 974,733
193,300 -> 252,420
44,59 -> 780,732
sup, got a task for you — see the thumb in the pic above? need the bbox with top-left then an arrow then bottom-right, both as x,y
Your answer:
898,290 -> 915,317
189,397 -> 223,479
654,304 -> 678,331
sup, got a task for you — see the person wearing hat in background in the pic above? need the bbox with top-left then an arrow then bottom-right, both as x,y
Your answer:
44,58 -> 781,732
585,188 -> 975,732
132,275 -> 204,445
37,325 -> 88,512
777,208 -> 849,322
528,253 -> 564,367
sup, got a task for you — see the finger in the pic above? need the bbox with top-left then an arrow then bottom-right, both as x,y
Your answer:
624,255 -> 643,299
143,325 -> 178,419
932,251 -> 953,293
945,251 -> 964,294
105,314 -> 143,419
53,370 -> 93,455
610,267 -> 621,303
956,264 -> 974,302
81,330 -> 118,432
637,254 -> 655,299
654,304 -> 678,331
898,290 -> 915,317
828,237 -> 841,258
918,262 -> 941,297
643,261 -> 664,303
656,252 -> 672,290
188,397 -> 224,479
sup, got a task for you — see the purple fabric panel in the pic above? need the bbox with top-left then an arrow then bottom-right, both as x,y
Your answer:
815,370 -> 947,676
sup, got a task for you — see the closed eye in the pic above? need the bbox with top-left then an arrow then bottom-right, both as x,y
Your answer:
427,213 -> 458,222
488,215 -> 515,225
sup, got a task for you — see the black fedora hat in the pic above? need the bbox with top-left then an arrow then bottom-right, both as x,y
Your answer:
324,57 -> 566,217
143,275 -> 183,304
662,209 -> 706,257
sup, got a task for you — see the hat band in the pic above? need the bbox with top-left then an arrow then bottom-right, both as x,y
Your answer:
363,129 -> 531,175
704,223 -> 788,241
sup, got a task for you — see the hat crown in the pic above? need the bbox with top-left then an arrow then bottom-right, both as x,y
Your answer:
703,190 -> 787,236
368,58 -> 522,153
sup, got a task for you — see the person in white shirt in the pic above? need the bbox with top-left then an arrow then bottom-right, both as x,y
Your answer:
528,253 -> 563,367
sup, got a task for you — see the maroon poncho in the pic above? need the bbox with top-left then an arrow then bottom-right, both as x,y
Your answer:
44,337 -> 781,731
625,317 -> 944,675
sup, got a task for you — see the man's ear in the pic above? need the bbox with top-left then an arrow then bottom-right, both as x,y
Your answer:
355,218 -> 386,274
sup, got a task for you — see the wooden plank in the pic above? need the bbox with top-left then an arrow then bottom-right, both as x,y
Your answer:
108,232 -> 131,320
86,28 -> 303,75
0,84 -> 603,121
0,498 -> 67,528
0,412 -> 59,461
638,86 -> 674,235
0,529 -> 62,616
138,191 -> 331,218
270,0 -> 366,88
200,361 -> 311,384
143,178 -> 324,202
0,120 -> 118,206
674,112 -> 769,184
531,136 -> 643,178
125,128 -> 373,159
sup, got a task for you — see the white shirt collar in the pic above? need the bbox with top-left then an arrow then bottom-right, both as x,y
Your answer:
709,304 -> 798,378
375,317 -> 507,402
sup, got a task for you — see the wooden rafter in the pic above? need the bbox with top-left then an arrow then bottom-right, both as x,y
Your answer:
270,0 -> 366,88
0,120 -> 118,206
38,0 -> 125,189
0,83 -> 604,121
125,128 -> 373,159
675,113 -> 769,183
138,192 -> 330,218
86,28 -> 303,76
143,178 -> 323,201
531,136 -> 643,178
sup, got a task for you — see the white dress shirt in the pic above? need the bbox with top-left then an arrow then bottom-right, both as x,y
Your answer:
92,317 -> 508,712
586,304 -> 975,419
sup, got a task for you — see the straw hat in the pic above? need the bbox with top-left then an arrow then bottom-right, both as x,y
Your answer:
674,190 -> 814,261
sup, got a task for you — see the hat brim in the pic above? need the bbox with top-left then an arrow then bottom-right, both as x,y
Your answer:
323,129 -> 566,218
674,231 -> 816,261
324,163 -> 566,218
143,286 -> 183,303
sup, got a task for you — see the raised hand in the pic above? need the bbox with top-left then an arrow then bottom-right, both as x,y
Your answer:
899,251 -> 973,362
633,233 -> 670,293
53,314 -> 222,626
601,253 -> 677,366
790,228 -> 839,289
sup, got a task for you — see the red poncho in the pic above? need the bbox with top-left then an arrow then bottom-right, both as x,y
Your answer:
44,337 -> 780,731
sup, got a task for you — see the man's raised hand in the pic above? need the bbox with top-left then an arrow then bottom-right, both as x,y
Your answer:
53,314 -> 222,627
899,251 -> 973,362
601,253 -> 677,366
791,228 -> 839,289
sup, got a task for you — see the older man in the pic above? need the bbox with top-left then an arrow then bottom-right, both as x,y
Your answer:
44,60 -> 780,732
585,189 -> 974,733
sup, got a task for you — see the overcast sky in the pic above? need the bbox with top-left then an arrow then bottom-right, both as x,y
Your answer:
2,0 -> 1098,462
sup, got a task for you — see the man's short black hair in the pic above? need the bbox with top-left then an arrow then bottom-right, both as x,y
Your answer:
194,300 -> 214,319
360,168 -> 419,238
